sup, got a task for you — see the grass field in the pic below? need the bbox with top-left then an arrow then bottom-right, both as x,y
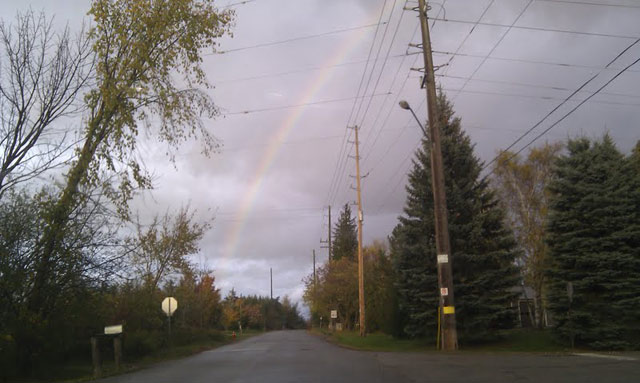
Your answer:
313,328 -> 569,353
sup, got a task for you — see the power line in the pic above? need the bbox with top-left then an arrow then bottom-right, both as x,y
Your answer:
363,0 -> 494,179
437,87 -> 640,107
538,0 -> 640,9
449,0 -> 534,101
223,92 -> 391,115
485,54 -> 640,176
482,38 -> 640,172
440,0 -> 496,77
332,0 -> 450,207
328,0 -> 446,207
209,22 -> 388,55
353,0 -> 399,126
221,0 -> 257,9
325,0 -> 390,206
430,17 -> 639,40
430,50 -> 640,73
212,53 -> 409,85
357,1 -> 416,152
435,73 -> 640,100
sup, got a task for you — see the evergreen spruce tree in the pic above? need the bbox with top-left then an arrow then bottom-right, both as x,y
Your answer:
546,136 -> 640,349
332,203 -> 357,261
391,93 -> 520,342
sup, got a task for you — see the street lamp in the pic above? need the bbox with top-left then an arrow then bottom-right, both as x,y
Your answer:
399,100 -> 429,138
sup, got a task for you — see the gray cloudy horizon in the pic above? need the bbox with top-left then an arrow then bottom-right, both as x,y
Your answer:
2,0 -> 639,311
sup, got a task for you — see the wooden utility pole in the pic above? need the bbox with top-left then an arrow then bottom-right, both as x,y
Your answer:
328,205 -> 332,261
320,206 -> 332,262
313,250 -> 317,291
270,267 -> 273,300
351,125 -> 366,337
417,0 -> 458,350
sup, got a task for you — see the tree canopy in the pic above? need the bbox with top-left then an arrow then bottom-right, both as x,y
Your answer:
391,92 -> 520,342
545,136 -> 640,349
331,203 -> 357,261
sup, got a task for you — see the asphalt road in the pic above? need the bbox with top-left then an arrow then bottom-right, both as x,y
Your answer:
98,330 -> 639,383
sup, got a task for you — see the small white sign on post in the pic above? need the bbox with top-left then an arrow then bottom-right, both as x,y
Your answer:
437,254 -> 449,264
162,297 -> 178,317
330,310 -> 338,319
440,288 -> 449,297
104,324 -> 123,335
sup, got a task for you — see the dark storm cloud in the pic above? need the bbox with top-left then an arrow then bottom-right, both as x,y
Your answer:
2,0 -> 638,310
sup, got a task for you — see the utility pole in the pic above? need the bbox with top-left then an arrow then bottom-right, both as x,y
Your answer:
328,206 -> 332,261
350,125 -> 366,337
313,250 -> 317,291
270,267 -> 273,300
417,0 -> 458,350
320,206 -> 332,262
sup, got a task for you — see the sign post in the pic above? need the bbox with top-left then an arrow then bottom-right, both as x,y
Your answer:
162,297 -> 178,343
330,309 -> 337,332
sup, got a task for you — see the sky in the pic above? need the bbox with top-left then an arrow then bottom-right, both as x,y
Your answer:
2,0 -> 639,311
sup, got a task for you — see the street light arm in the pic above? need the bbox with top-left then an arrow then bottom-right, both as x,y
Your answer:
399,100 -> 429,138
409,107 -> 429,138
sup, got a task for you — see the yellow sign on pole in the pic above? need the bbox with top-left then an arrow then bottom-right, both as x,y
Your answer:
443,306 -> 455,315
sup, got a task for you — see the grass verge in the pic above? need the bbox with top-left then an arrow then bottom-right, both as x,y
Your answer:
312,328 -> 570,353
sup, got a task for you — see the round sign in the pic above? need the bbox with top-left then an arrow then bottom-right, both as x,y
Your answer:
162,297 -> 178,317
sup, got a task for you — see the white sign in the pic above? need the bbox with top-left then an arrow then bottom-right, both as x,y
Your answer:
440,288 -> 449,296
437,254 -> 449,264
330,310 -> 338,319
162,297 -> 178,317
104,324 -> 123,335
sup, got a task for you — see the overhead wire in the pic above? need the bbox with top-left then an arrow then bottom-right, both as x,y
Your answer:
324,0 -> 390,206
212,53 -> 409,85
484,54 -> 640,177
482,37 -> 640,172
363,0 -> 486,182
538,0 -> 640,9
448,0 -> 534,101
207,22 -> 388,55
331,0 -> 399,205
440,0 -> 496,77
435,73 -> 640,100
429,17 -> 639,40
330,0 -> 409,207
222,92 -> 391,116
353,0 -> 399,127
357,2 -> 417,155
429,50 -> 640,74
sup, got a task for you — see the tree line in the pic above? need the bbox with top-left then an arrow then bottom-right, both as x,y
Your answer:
0,2 -> 304,381
305,93 -> 640,350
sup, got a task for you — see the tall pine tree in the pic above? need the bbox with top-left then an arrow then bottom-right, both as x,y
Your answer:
546,136 -> 640,349
332,203 -> 357,261
391,93 -> 520,342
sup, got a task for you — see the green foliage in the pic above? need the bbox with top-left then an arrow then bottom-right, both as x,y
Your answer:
304,242 -> 398,333
546,136 -> 640,350
364,241 -> 400,334
391,92 -> 520,342
304,258 -> 359,329
221,291 -> 306,332
332,204 -> 357,261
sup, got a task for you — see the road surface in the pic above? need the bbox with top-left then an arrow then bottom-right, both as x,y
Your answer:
99,330 -> 639,382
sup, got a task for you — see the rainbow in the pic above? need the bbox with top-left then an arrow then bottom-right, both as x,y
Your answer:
220,21 -> 379,268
